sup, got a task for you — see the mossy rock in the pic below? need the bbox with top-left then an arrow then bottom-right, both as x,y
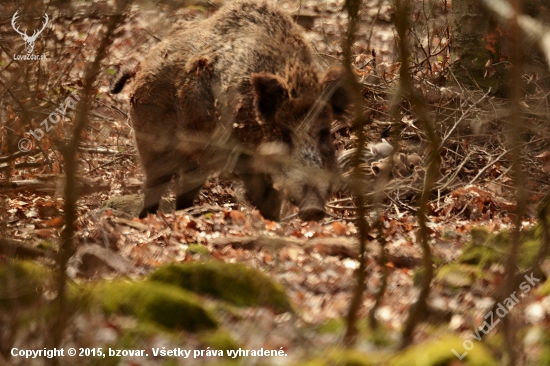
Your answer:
389,335 -> 498,366
200,329 -> 240,355
0,261 -> 50,309
188,244 -> 210,256
149,262 -> 292,312
318,318 -> 345,334
436,263 -> 486,289
37,240 -> 57,251
88,323 -> 166,366
459,225 -> 544,268
459,228 -> 509,267
316,318 -> 391,347
518,224 -> 546,267
533,327 -> 550,366
537,277 -> 550,296
301,349 -> 383,366
95,280 -> 217,332
469,226 -> 490,244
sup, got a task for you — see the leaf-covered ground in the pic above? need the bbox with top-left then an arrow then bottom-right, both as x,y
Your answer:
2,0 -> 550,365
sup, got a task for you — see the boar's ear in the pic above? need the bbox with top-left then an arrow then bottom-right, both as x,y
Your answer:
251,72 -> 289,122
321,67 -> 349,117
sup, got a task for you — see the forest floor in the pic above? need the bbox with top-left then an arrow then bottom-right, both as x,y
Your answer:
2,0 -> 550,365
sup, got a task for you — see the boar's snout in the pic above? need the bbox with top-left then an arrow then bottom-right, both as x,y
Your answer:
298,207 -> 326,221
297,187 -> 326,221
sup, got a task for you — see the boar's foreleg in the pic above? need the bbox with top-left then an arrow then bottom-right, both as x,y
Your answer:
240,172 -> 283,222
140,172 -> 173,218
175,162 -> 207,211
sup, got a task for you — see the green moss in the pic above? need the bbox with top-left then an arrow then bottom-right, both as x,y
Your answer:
316,318 -> 390,349
188,244 -> 210,256
0,261 -> 50,309
521,239 -> 543,267
318,318 -> 345,334
37,240 -> 56,251
89,324 -> 166,366
200,329 -> 240,355
389,335 -> 498,366
459,225 -> 544,268
436,263 -> 486,288
459,230 -> 509,267
161,359 -> 180,366
149,262 -> 292,312
95,280 -> 217,332
301,349 -> 383,366
536,329 -> 550,366
66,282 -> 94,312
470,227 -> 491,244
537,277 -> 550,296
368,326 -> 392,347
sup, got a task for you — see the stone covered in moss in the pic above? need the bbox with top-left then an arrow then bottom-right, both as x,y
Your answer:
96,280 -> 217,332
200,329 -> 240,355
317,318 -> 345,334
537,277 -> 550,296
301,348 -> 383,366
389,335 -> 498,366
531,326 -> 550,366
149,262 -> 292,312
188,244 -> 210,256
0,260 -> 50,309
459,228 -> 508,267
436,263 -> 487,288
459,226 -> 544,268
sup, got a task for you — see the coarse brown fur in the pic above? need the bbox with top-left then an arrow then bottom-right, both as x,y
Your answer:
111,0 -> 348,220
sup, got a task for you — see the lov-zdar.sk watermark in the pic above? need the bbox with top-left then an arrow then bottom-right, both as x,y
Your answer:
18,93 -> 80,152
12,10 -> 48,60
452,272 -> 540,360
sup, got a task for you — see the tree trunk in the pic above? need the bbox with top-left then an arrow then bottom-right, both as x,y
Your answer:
453,0 -> 550,95
451,0 -> 501,93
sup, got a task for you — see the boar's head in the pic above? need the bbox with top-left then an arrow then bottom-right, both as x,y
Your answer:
249,67 -> 348,221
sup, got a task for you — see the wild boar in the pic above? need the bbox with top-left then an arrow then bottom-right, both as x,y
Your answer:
110,0 -> 348,221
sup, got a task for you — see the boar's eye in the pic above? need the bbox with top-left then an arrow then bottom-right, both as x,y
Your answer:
319,128 -> 330,144
280,127 -> 292,146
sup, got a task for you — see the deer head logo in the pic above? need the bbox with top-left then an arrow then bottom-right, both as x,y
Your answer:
12,11 -> 49,54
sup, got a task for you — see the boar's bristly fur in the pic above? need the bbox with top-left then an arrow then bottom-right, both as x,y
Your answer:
111,0 -> 348,221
